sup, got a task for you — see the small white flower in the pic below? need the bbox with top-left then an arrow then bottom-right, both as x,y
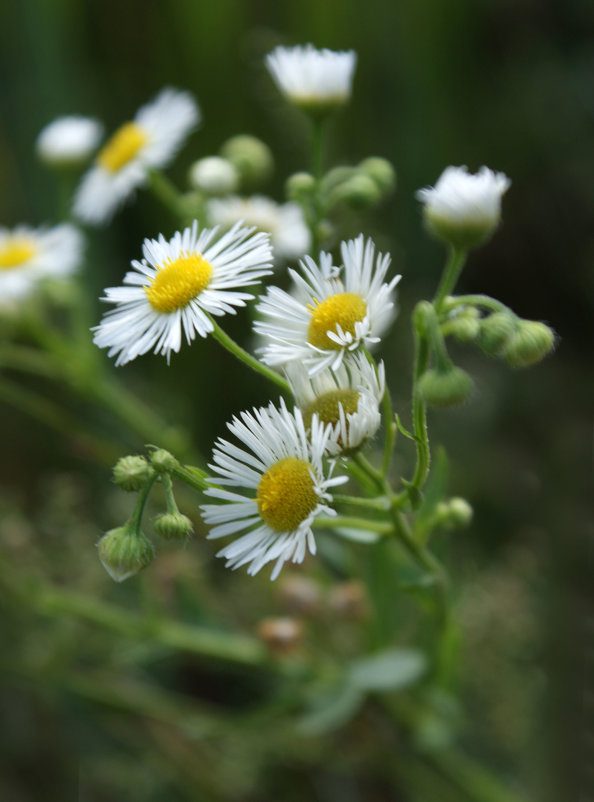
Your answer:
266,44 -> 357,110
93,220 -> 272,366
188,156 -> 238,195
0,223 -> 83,306
200,400 -> 347,580
416,165 -> 511,249
286,351 -> 385,454
208,195 -> 310,260
254,235 -> 401,376
36,116 -> 103,167
73,88 -> 200,226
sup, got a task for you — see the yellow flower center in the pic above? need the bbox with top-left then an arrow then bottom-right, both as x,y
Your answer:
0,238 -> 37,270
144,252 -> 213,313
302,389 -> 360,430
97,122 -> 148,172
257,457 -> 318,532
307,292 -> 367,350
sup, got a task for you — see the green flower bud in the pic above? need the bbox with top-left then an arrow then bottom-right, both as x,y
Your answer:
322,165 -> 356,194
152,512 -> 193,540
419,365 -> 474,407
334,174 -> 382,210
442,308 -> 480,343
97,526 -> 155,582
435,497 -> 473,529
149,449 -> 178,474
188,156 -> 238,195
113,455 -> 154,492
220,135 -> 273,187
358,157 -> 396,195
478,312 -> 518,356
502,320 -> 556,368
285,171 -> 316,202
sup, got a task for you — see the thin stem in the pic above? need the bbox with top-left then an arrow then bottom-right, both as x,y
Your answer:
309,117 -> 326,253
171,463 -> 209,493
443,293 -> 512,315
331,493 -> 391,512
410,326 -> 431,491
128,474 -> 158,530
432,247 -> 468,313
207,315 -> 292,395
313,515 -> 394,535
161,473 -> 179,514
148,170 -> 191,220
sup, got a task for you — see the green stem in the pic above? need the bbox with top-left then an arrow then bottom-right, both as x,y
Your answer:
313,515 -> 393,535
171,463 -> 209,493
309,117 -> 326,253
331,493 -> 391,512
128,474 -> 158,530
148,170 -> 191,220
442,293 -> 512,315
410,325 -> 431,491
207,316 -> 292,395
432,247 -> 468,313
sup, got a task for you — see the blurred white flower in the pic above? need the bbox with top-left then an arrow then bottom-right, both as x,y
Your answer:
188,156 -> 238,195
0,223 -> 83,306
208,195 -> 310,260
36,116 -> 103,167
266,44 -> 357,111
416,166 -> 511,249
73,88 -> 200,225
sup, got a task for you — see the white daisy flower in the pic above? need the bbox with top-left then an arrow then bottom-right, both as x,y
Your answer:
286,351 -> 385,454
200,400 -> 347,580
73,88 -> 200,226
0,223 -> 83,306
93,220 -> 272,366
36,116 -> 104,167
254,234 -> 401,376
266,44 -> 357,112
208,195 -> 310,260
416,165 -> 511,249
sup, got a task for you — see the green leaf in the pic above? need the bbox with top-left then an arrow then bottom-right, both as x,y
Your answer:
348,648 -> 427,692
334,526 -> 381,544
297,680 -> 364,735
394,413 -> 418,442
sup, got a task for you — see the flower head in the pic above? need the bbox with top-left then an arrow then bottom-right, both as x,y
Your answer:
200,400 -> 347,580
286,351 -> 385,454
208,195 -> 310,260
73,89 -> 199,225
416,166 -> 511,249
93,220 -> 272,365
36,116 -> 103,167
0,223 -> 83,307
255,235 -> 400,376
266,44 -> 357,113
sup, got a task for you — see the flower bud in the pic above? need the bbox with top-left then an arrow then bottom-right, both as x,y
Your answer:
435,497 -> 473,530
153,512 -> 193,540
477,312 -> 518,356
419,365 -> 474,407
97,526 -> 155,582
416,166 -> 511,249
334,174 -> 382,210
36,116 -> 103,168
188,156 -> 238,195
279,575 -> 321,615
113,455 -> 154,492
443,308 -> 480,343
257,617 -> 303,655
220,135 -> 273,187
285,171 -> 316,202
502,320 -> 556,368
358,157 -> 396,195
149,449 -> 178,474
328,580 -> 369,620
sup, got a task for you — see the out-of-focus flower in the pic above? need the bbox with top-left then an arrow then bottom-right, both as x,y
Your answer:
36,116 -> 103,167
188,156 -> 239,195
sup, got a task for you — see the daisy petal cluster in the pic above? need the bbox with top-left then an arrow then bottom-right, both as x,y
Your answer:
93,220 -> 272,365
266,44 -> 357,112
255,234 -> 400,376
200,400 -> 347,580
208,195 -> 310,260
286,351 -> 385,454
0,223 -> 83,306
73,88 -> 200,226
36,116 -> 103,167
416,165 -> 511,249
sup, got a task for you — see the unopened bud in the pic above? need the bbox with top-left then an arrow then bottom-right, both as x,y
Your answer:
335,174 -> 382,210
188,156 -> 238,195
149,449 -> 178,474
419,365 -> 474,407
503,320 -> 556,368
153,512 -> 193,540
328,580 -> 369,620
97,525 -> 155,582
358,157 -> 396,195
478,312 -> 518,356
113,455 -> 154,492
435,497 -> 473,530
279,575 -> 321,615
286,171 -> 316,202
220,135 -> 273,186
257,617 -> 303,655
443,308 -> 480,343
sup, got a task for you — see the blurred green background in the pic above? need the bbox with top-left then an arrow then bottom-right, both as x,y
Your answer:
0,1 -> 592,800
